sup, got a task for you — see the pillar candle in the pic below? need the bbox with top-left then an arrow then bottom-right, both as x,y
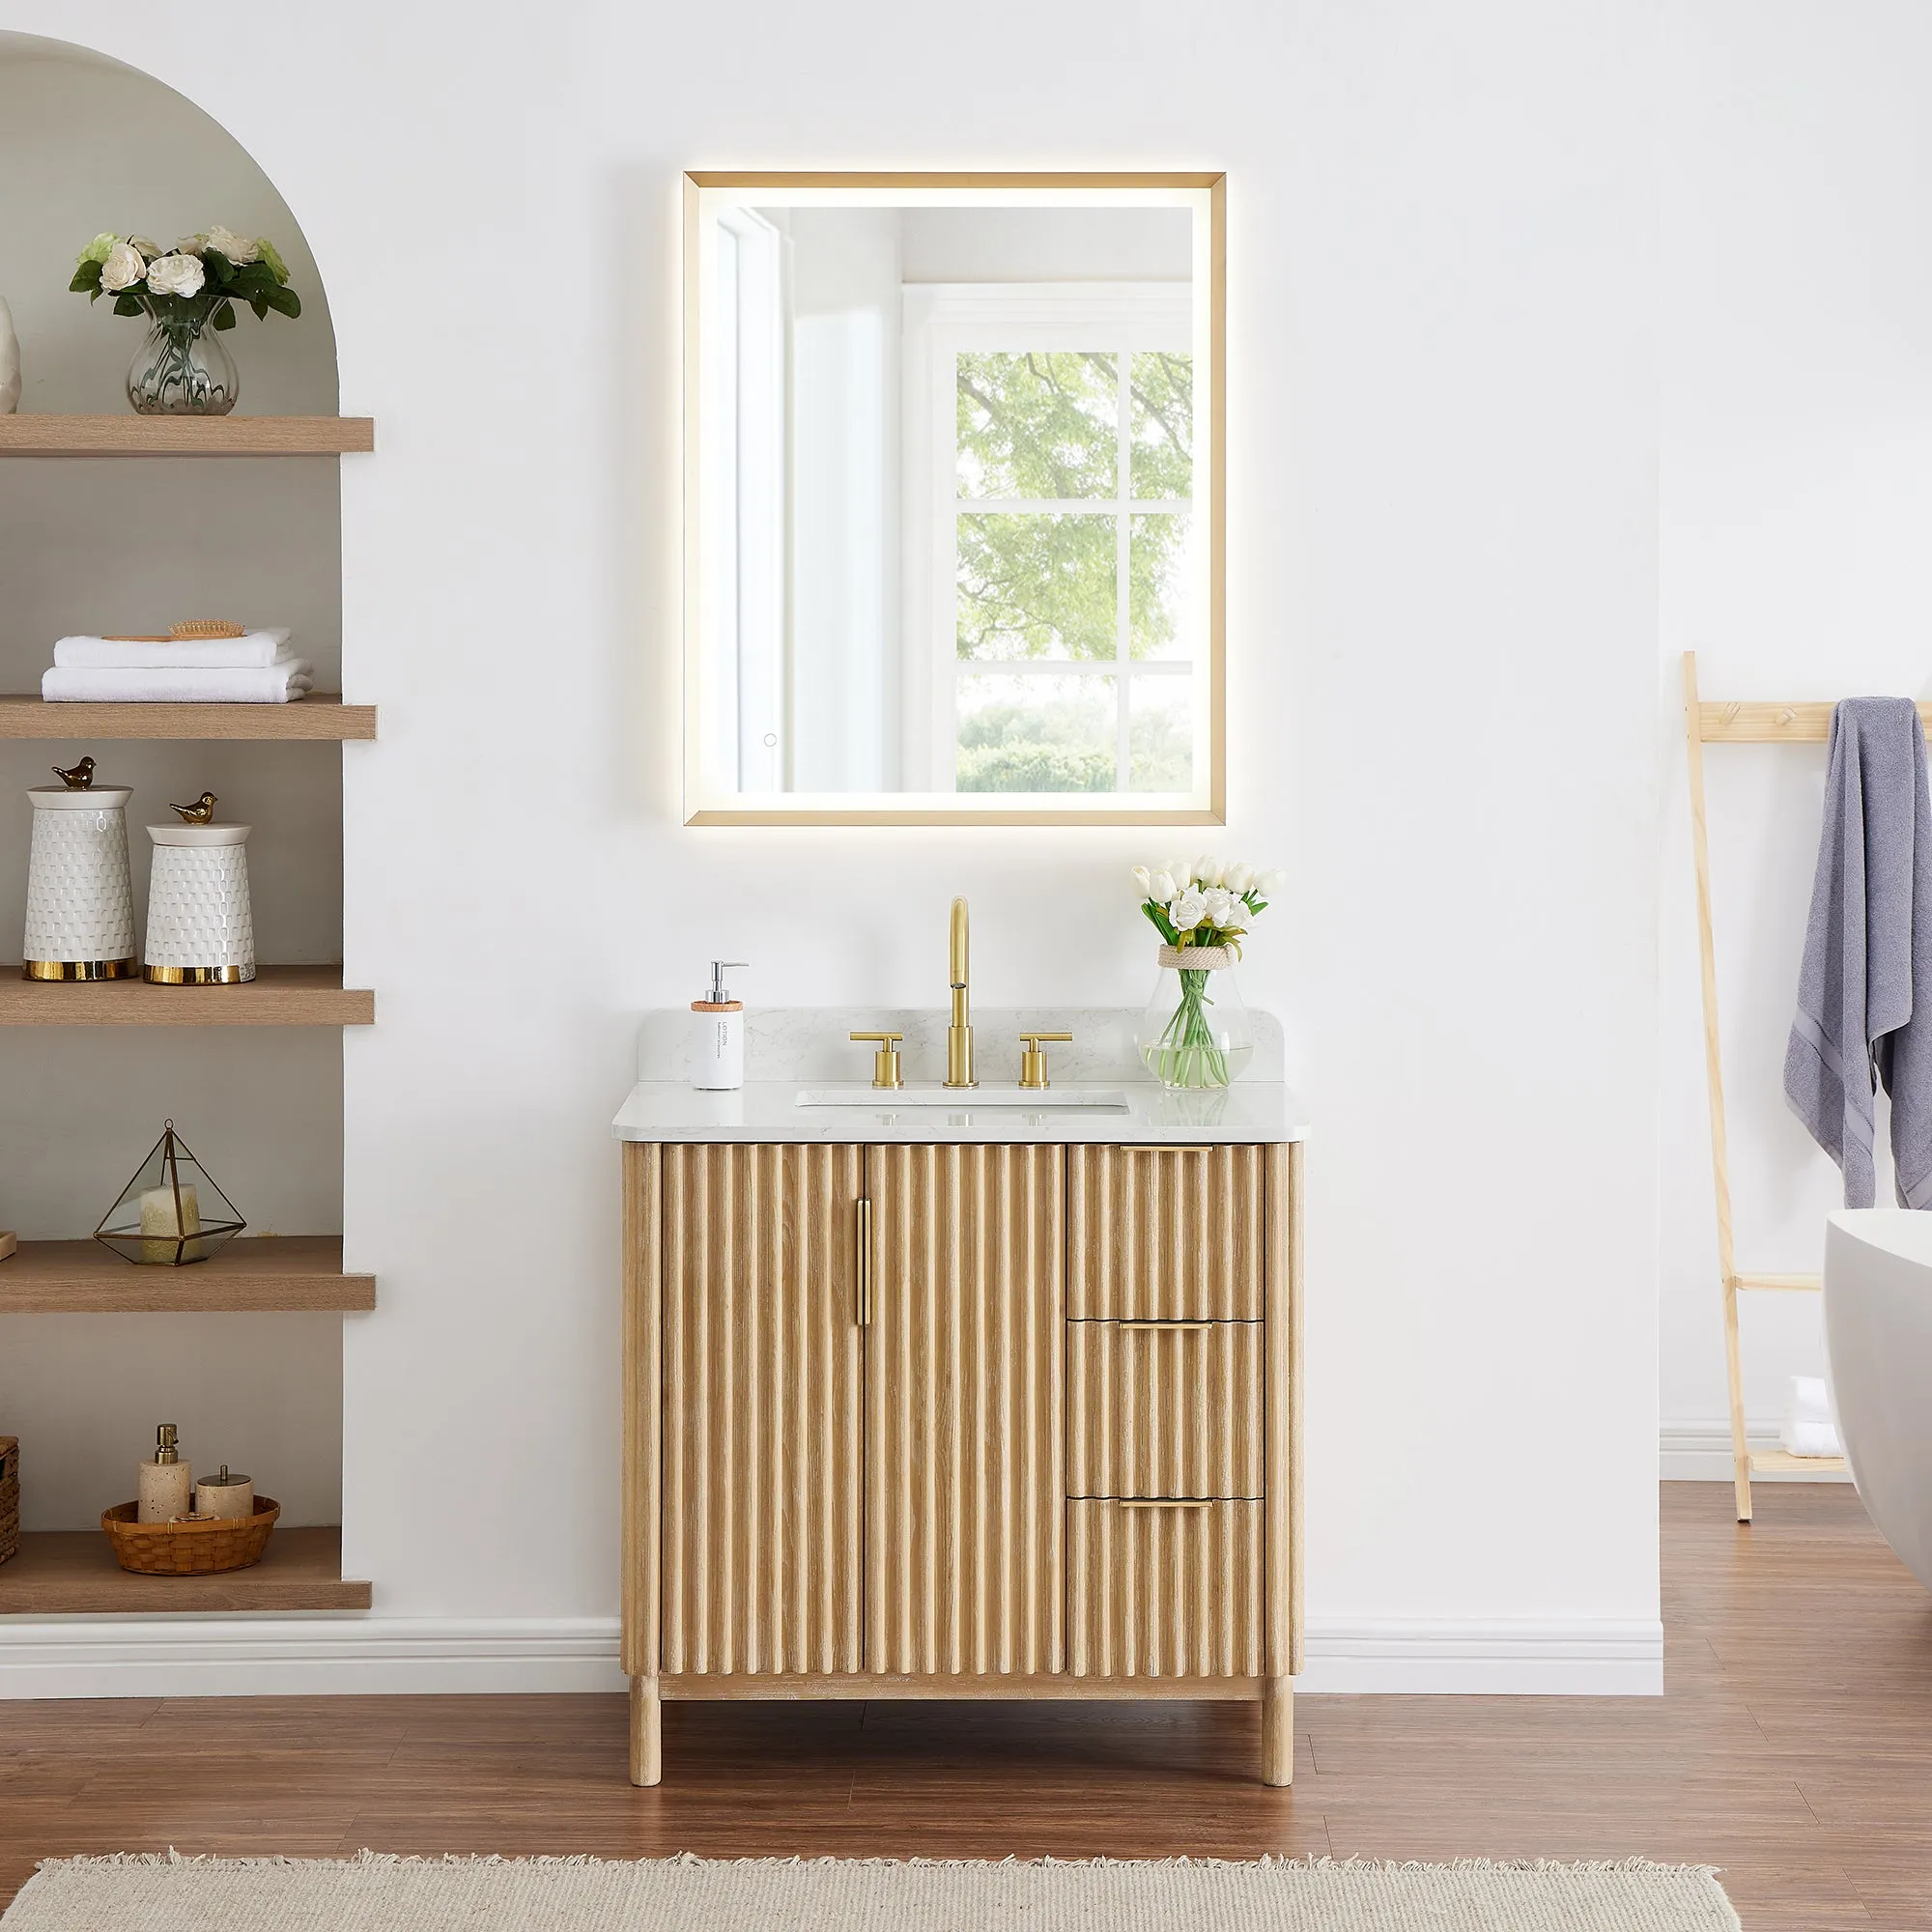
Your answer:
138,1183 -> 198,1264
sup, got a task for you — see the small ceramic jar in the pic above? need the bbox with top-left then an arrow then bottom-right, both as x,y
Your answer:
23,782 -> 137,980
144,821 -> 255,983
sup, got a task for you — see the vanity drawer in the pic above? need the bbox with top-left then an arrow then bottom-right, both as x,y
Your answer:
1066,1498 -> 1264,1677
1066,1145 -> 1265,1320
1066,1320 -> 1263,1499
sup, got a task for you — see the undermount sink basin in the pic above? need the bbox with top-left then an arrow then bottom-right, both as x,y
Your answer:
795,1085 -> 1131,1112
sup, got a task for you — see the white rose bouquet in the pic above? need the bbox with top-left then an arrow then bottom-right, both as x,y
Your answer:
1130,856 -> 1284,1088
71,228 -> 299,328
71,228 -> 300,414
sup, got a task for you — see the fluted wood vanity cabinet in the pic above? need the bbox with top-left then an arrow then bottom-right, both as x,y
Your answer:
621,1137 -> 1302,1786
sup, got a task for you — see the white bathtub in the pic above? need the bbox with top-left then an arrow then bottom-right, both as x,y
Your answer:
1824,1210 -> 1932,1590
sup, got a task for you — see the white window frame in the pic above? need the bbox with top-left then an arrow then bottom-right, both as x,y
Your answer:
902,284 -> 1197,801
703,207 -> 788,794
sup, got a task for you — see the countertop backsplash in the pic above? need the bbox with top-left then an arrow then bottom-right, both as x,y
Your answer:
634,1007 -> 1285,1088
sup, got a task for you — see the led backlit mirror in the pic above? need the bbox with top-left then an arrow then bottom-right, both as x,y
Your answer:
682,173 -> 1225,825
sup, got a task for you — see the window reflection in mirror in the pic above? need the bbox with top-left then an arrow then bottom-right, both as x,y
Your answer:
683,177 -> 1223,825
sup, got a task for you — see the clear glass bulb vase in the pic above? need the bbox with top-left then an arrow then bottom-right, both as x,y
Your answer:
1135,945 -> 1255,1090
127,318 -> 239,415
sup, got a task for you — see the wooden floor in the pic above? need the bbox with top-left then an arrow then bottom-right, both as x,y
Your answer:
0,1484 -> 1925,1928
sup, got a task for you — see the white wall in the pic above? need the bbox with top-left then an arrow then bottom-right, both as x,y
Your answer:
0,47 -> 347,1530
1660,1 -> 1932,1472
0,0 -> 1662,1693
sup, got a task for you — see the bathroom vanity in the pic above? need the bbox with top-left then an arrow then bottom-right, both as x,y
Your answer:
613,1009 -> 1305,1786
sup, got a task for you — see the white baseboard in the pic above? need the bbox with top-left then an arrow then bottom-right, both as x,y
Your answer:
0,1615 -> 1662,1700
1297,1618 -> 1662,1695
1662,1421 -> 1853,1483
0,1618 -> 628,1699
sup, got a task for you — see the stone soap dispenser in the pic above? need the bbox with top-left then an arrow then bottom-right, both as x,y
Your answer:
692,961 -> 749,1090
137,1424 -> 192,1523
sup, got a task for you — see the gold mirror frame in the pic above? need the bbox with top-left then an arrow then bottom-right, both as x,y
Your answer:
681,171 -> 1226,827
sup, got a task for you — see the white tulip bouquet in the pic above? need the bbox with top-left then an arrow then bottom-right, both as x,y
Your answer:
1131,856 -> 1283,1088
71,228 -> 300,328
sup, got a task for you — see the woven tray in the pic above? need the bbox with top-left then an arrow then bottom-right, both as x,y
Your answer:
0,1437 -> 16,1569
100,1495 -> 279,1576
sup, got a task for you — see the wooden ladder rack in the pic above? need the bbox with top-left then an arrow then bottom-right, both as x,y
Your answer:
1680,652 -> 1932,1520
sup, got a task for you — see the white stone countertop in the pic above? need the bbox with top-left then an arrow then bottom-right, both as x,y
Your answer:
611,1008 -> 1307,1146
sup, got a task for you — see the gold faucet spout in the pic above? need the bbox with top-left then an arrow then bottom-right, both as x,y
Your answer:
945,895 -> 977,1088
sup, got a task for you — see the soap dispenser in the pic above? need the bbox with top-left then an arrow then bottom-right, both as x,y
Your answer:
137,1423 -> 192,1524
692,961 -> 749,1091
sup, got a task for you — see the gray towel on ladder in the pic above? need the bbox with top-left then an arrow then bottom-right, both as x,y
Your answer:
1784,696 -> 1932,1207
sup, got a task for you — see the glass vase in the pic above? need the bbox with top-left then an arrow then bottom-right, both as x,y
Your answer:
1135,946 -> 1255,1090
127,319 -> 239,415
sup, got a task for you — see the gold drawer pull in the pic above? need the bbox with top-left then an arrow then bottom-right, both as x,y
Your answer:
854,1198 -> 872,1327
1115,1144 -> 1216,1154
1116,1497 -> 1216,1509
1118,1319 -> 1214,1332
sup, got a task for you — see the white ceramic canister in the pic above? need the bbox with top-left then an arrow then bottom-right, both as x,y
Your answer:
144,821 -> 256,983
22,783 -> 138,980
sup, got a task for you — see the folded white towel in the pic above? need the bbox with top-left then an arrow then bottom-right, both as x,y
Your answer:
42,662 -> 314,704
1780,1377 -> 1842,1458
53,628 -> 292,670
1789,1374 -> 1833,1424
1780,1416 -> 1844,1459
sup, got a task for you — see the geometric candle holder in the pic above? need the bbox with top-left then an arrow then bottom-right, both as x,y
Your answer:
94,1121 -> 245,1265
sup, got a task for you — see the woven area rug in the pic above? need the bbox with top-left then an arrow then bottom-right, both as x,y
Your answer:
0,1852 -> 1740,1930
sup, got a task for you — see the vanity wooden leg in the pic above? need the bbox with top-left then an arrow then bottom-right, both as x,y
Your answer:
1262,1676 -> 1293,1786
629,1675 -> 662,1787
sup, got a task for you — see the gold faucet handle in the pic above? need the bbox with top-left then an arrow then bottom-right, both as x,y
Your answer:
1017,1032 -> 1073,1091
849,1031 -> 906,1092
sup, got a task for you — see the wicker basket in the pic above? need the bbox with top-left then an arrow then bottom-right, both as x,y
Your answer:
0,1437 -> 17,1569
100,1495 -> 278,1576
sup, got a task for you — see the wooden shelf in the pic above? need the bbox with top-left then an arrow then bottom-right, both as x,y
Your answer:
0,964 -> 373,1027
0,1236 -> 373,1314
1749,1450 -> 1850,1476
0,415 -> 374,458
0,695 -> 375,740
0,1525 -> 369,1613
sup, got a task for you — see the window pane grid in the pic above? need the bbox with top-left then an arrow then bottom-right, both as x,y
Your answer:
951,338 -> 1194,795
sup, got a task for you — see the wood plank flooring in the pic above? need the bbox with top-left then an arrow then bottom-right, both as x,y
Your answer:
0,1485 -> 1926,1928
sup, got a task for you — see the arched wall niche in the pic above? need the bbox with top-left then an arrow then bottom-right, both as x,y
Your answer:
0,31 -> 350,1532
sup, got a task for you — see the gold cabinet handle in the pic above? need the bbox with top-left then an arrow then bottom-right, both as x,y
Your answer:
1118,1319 -> 1215,1331
855,1197 -> 872,1326
1114,1144 -> 1218,1154
1017,1030 -> 1072,1091
1116,1497 -> 1216,1509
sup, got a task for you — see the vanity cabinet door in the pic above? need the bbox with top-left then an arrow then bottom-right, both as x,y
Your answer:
660,1143 -> 865,1675
1066,1145 -> 1266,1320
865,1144 -> 1065,1675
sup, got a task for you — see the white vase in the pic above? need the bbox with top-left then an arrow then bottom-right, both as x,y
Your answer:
144,821 -> 256,983
0,298 -> 19,414
22,784 -> 138,979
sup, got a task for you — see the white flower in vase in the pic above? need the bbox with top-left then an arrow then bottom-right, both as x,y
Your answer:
99,242 -> 147,293
1130,852 -> 1274,1090
205,225 -> 260,265
145,252 -> 206,298
1168,889 -> 1208,932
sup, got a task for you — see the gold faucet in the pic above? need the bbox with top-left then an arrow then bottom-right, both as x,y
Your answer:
944,895 -> 977,1088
